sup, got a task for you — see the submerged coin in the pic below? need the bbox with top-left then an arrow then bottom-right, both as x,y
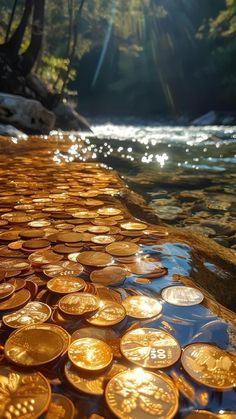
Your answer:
105,241 -> 140,257
161,286 -> 204,306
122,296 -> 162,319
76,251 -> 113,267
68,337 -> 113,371
185,411 -> 219,418
105,369 -> 178,419
90,266 -> 127,285
181,343 -> 236,389
5,324 -> 65,366
46,394 -> 75,419
59,293 -> 100,316
47,275 -> 85,294
86,299 -> 126,326
120,328 -> 181,368
3,302 -> 51,328
0,365 -> 51,419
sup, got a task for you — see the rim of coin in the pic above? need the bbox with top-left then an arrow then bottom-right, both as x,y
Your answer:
68,337 -> 113,371
105,368 -> 179,419
46,394 -> 75,419
122,295 -> 162,319
161,286 -> 204,306
76,251 -> 113,267
59,292 -> 100,316
120,327 -> 181,369
2,301 -> 52,328
86,299 -> 126,326
105,241 -> 140,257
0,282 -> 15,300
0,288 -> 31,311
47,275 -> 86,294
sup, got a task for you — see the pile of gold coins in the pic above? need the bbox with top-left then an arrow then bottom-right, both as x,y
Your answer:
0,150 -> 235,419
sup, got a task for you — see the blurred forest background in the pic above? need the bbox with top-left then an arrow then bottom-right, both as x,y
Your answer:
0,0 -> 236,118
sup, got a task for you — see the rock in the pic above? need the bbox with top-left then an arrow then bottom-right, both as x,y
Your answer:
53,102 -> 91,132
0,124 -> 26,137
192,111 -> 217,126
152,205 -> 183,221
0,93 -> 55,133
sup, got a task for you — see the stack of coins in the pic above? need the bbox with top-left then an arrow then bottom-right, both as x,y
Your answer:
0,144 -> 235,418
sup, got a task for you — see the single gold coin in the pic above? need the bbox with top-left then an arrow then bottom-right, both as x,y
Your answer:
86,299 -> 126,326
98,207 -> 121,216
59,292 -> 100,316
0,288 -> 31,311
19,229 -> 45,239
161,286 -> 204,306
7,277 -> 26,291
28,250 -> 63,265
72,210 -> 98,218
181,343 -> 236,389
0,282 -> 15,299
68,337 -> 113,371
0,231 -> 20,241
105,369 -> 179,419
76,251 -> 113,267
4,324 -> 65,366
45,394 -> 75,419
71,326 -> 121,357
120,221 -> 147,230
57,231 -> 83,243
105,241 -> 140,257
185,411 -> 219,418
3,302 -> 52,328
90,266 -> 127,285
120,328 -> 181,368
43,261 -> 83,277
122,296 -> 162,319
47,275 -> 85,294
91,235 -> 116,244
88,225 -> 110,234
65,360 -> 126,395
0,365 -> 51,419
22,239 -> 50,250
8,240 -> 24,249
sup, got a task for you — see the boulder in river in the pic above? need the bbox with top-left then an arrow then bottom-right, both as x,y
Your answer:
53,102 -> 92,132
192,110 -> 217,125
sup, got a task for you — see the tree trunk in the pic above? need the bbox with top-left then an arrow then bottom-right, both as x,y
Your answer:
5,0 -> 18,42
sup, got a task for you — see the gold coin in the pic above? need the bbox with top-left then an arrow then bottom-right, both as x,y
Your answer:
43,261 -> 83,277
161,286 -> 204,306
7,277 -> 26,291
72,211 -> 98,218
56,231 -> 83,243
120,328 -> 181,368
185,411 -> 219,419
47,275 -> 85,294
98,207 -> 121,216
2,301 -> 52,328
0,365 -> 51,418
0,231 -> 20,241
22,239 -> 50,250
68,337 -> 113,371
127,260 -> 159,275
90,266 -> 127,285
0,288 -> 31,311
181,343 -> 236,389
88,225 -> 110,234
86,299 -> 126,326
105,369 -> 179,419
91,235 -> 116,244
28,220 -> 51,227
4,324 -> 65,366
8,240 -> 24,249
19,229 -> 45,239
120,221 -> 147,230
28,250 -> 63,265
67,252 -> 81,262
71,326 -> 121,357
0,282 -> 15,299
65,360 -> 126,395
76,251 -> 113,267
59,292 -> 100,316
46,394 -> 75,419
105,241 -> 140,256
122,296 -> 162,319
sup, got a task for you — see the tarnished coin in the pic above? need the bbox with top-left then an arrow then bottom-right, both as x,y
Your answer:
122,296 -> 162,319
76,251 -> 113,267
0,288 -> 31,311
105,241 -> 140,257
161,286 -> 204,306
86,299 -> 126,326
181,343 -> 236,389
4,324 -> 65,366
120,328 -> 181,368
185,411 -> 219,418
120,221 -> 147,230
68,337 -> 113,371
0,365 -> 51,419
3,301 -> 52,328
65,360 -> 126,395
105,369 -> 179,419
59,293 -> 100,316
90,266 -> 127,285
47,275 -> 85,294
0,282 -> 15,300
46,394 -> 75,419
43,261 -> 83,277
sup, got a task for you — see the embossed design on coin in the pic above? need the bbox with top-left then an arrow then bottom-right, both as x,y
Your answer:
181,343 -> 236,389
0,365 -> 51,418
122,296 -> 162,319
86,299 -> 126,326
46,393 -> 75,419
105,369 -> 178,419
161,286 -> 204,306
2,302 -> 51,328
68,337 -> 113,371
47,275 -> 85,294
120,328 -> 181,368
59,293 -> 100,316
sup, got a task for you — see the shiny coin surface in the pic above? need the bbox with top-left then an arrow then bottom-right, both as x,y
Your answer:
98,207 -> 121,216
59,292 -> 100,316
181,343 -> 236,389
0,365 -> 51,419
68,337 -> 113,371
86,299 -> 126,326
105,241 -> 140,256
185,411 -> 219,418
90,266 -> 127,285
22,239 -> 50,250
0,288 -> 31,311
45,394 -> 75,419
120,221 -> 147,230
57,231 -> 82,243
4,324 -> 65,366
76,251 -> 113,267
122,296 -> 162,319
91,235 -> 116,244
120,328 -> 181,368
88,225 -> 110,234
0,282 -> 15,299
105,369 -> 178,419
43,261 -> 83,277
65,360 -> 126,395
161,286 -> 204,306
29,250 -> 63,265
47,275 -> 85,294
2,302 -> 51,328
